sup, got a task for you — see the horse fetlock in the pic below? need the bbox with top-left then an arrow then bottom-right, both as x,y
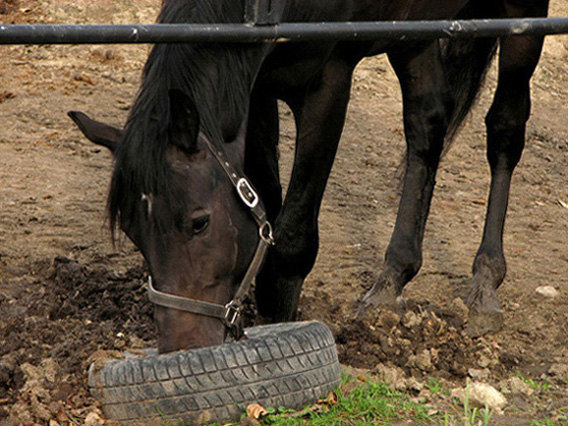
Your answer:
472,252 -> 507,289
465,280 -> 501,310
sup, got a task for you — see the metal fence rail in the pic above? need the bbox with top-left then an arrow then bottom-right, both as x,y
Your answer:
1,18 -> 568,45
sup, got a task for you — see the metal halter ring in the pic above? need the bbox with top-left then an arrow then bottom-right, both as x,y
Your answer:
259,221 -> 275,245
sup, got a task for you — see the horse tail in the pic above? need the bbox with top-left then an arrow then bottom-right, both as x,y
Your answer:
440,36 -> 498,155
393,35 -> 497,184
440,2 -> 501,155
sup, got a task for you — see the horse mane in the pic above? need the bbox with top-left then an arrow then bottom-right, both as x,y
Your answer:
108,0 -> 256,236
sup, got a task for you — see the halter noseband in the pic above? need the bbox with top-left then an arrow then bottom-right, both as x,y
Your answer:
146,133 -> 274,339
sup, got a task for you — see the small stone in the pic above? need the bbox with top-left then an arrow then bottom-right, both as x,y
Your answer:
113,338 -> 126,349
535,286 -> 559,298
20,362 -> 40,382
9,401 -> 34,425
449,297 -> 469,321
427,408 -> 438,416
423,314 -> 445,335
0,356 -> 17,384
40,358 -> 58,383
410,395 -> 427,404
73,73 -> 97,85
477,354 -> 491,369
406,349 -> 433,372
377,311 -> 401,330
548,363 -> 568,379
418,388 -> 433,402
84,412 -> 105,426
469,382 -> 507,414
468,368 -> 490,381
405,377 -> 425,392
451,382 -> 507,414
30,394 -> 51,421
502,377 -> 534,396
128,335 -> 147,349
375,363 -> 407,391
402,311 -> 422,328
450,387 -> 465,402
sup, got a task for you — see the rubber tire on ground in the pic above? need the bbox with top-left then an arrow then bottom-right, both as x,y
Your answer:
89,321 -> 341,425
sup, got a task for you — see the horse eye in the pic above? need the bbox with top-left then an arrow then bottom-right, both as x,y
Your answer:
191,214 -> 210,235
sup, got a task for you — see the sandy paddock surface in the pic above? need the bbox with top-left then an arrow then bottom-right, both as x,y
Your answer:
0,1 -> 567,424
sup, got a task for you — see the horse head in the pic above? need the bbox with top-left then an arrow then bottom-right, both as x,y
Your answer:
69,89 -> 264,353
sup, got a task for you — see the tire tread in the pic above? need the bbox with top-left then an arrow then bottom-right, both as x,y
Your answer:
90,321 -> 340,425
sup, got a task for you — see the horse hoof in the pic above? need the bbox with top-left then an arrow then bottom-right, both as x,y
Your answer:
467,308 -> 504,337
357,285 -> 405,317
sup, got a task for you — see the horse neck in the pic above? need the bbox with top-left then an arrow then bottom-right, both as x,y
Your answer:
192,45 -> 268,142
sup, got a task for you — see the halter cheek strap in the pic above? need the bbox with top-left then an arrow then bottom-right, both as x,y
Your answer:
146,133 -> 274,339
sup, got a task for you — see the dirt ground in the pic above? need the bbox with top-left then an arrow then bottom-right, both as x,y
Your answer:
0,1 -> 567,424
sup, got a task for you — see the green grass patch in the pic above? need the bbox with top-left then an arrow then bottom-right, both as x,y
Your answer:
427,377 -> 450,397
237,374 -> 436,425
529,420 -> 556,426
515,371 -> 551,392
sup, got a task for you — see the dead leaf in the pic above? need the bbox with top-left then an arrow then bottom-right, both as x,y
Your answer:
319,390 -> 338,406
55,406 -> 70,423
246,403 -> 268,419
73,74 -> 97,85
0,91 -> 16,104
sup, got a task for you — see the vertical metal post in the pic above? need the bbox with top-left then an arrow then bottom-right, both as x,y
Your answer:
244,0 -> 278,25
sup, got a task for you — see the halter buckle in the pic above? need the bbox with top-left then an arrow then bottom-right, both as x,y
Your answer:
224,301 -> 241,326
237,178 -> 259,208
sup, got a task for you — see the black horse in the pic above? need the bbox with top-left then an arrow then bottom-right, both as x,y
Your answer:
69,0 -> 550,353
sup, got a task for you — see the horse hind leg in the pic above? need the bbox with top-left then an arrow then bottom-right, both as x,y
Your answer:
466,1 -> 548,336
360,43 -> 453,313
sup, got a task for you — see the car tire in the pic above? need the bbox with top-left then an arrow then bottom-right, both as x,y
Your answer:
88,321 -> 341,425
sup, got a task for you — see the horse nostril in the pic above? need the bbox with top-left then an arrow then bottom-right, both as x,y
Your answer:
192,214 -> 210,235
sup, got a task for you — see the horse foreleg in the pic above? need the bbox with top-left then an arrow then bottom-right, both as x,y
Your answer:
467,7 -> 547,336
244,88 -> 282,224
360,43 -> 452,312
255,59 -> 354,323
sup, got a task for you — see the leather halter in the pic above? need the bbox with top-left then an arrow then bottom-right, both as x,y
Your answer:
146,133 -> 274,339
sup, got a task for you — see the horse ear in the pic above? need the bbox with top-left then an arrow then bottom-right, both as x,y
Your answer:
67,111 -> 122,153
168,89 -> 200,153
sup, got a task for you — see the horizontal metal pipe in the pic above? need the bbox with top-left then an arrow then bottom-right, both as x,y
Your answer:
0,18 -> 567,45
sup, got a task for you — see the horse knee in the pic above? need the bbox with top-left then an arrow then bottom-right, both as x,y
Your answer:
405,98 -> 451,166
273,227 -> 318,278
485,105 -> 527,171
